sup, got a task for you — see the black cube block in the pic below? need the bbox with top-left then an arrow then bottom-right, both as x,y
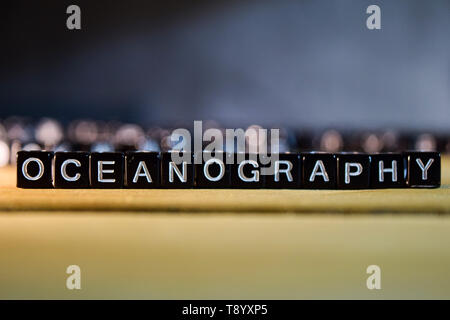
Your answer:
301,153 -> 337,189
54,152 -> 90,188
405,152 -> 440,188
161,152 -> 194,188
262,153 -> 301,189
17,151 -> 54,188
337,153 -> 370,189
126,152 -> 160,188
90,152 -> 124,188
230,153 -> 264,188
194,151 -> 230,188
370,153 -> 405,188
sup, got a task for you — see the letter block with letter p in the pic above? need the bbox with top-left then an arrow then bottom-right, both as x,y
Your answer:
54,152 -> 90,188
90,152 -> 124,188
337,153 -> 370,189
17,151 -> 54,188
405,152 -> 440,188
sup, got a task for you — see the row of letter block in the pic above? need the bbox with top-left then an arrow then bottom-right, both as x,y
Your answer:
16,151 -> 441,189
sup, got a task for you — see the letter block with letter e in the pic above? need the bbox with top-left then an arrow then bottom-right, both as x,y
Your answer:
161,152 -> 194,188
17,151 -> 54,188
90,152 -> 124,188
405,152 -> 440,188
301,153 -> 337,189
126,152 -> 160,188
337,153 -> 370,189
370,153 -> 405,188
54,152 -> 90,188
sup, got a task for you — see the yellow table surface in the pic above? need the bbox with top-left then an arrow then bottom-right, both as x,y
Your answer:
0,157 -> 449,299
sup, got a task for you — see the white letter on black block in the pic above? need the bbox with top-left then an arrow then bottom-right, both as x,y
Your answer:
309,160 -> 329,182
22,157 -> 44,181
133,161 -> 152,183
344,162 -> 363,184
204,158 -> 225,182
61,159 -> 81,182
98,161 -> 115,183
274,160 -> 293,182
378,160 -> 397,182
169,162 -> 186,183
415,158 -> 434,180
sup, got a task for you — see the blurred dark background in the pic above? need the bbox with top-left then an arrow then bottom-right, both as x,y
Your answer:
0,0 -> 449,129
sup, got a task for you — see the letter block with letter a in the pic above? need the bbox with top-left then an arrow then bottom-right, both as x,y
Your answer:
17,151 -> 54,188
405,152 -> 440,188
54,152 -> 90,188
337,153 -> 370,189
126,152 -> 160,188
301,153 -> 337,189
370,153 -> 405,188
90,152 -> 124,188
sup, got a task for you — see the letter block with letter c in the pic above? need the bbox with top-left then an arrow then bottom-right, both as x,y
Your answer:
54,152 -> 90,188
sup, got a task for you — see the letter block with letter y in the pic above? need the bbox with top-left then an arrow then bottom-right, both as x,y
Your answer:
405,152 -> 440,188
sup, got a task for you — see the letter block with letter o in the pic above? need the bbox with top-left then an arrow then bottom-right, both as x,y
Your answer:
161,152 -> 194,188
405,152 -> 440,188
337,153 -> 370,189
126,152 -> 160,188
90,152 -> 124,188
194,151 -> 230,188
17,151 -> 54,188
301,153 -> 337,189
370,153 -> 405,188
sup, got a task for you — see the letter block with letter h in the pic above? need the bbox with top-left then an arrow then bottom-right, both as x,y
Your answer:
370,153 -> 405,188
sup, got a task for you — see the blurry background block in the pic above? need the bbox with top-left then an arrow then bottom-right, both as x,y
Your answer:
0,0 -> 449,129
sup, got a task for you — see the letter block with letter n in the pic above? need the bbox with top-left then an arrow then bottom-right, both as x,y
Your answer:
54,152 -> 90,188
17,151 -> 54,188
126,152 -> 160,188
337,153 -> 370,189
90,152 -> 124,188
301,153 -> 337,189
405,152 -> 440,188
370,153 -> 405,188
161,151 -> 194,188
